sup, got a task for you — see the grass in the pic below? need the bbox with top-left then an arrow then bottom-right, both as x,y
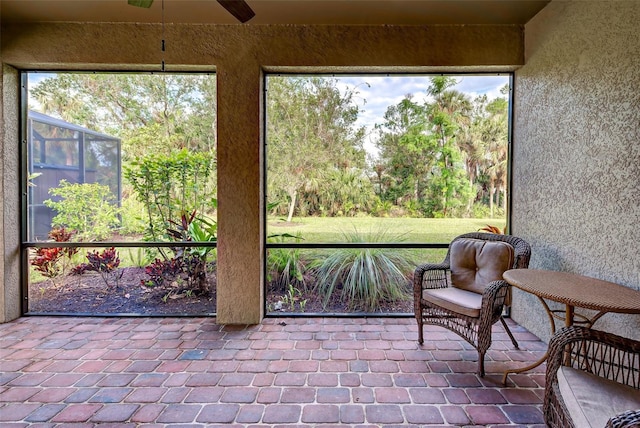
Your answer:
266,216 -> 506,271
31,217 -> 505,285
267,216 -> 506,244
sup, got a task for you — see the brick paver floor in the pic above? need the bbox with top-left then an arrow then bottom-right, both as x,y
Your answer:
0,316 -> 547,427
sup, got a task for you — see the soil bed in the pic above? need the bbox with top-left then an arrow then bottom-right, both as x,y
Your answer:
29,267 -> 414,316
29,267 -> 216,316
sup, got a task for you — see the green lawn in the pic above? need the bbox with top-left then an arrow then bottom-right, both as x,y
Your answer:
31,217 -> 505,283
267,216 -> 505,243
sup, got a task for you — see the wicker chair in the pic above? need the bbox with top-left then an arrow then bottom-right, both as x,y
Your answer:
413,232 -> 531,376
544,326 -> 640,428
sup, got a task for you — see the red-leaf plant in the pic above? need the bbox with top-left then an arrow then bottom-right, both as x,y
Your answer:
73,247 -> 123,289
31,227 -> 79,283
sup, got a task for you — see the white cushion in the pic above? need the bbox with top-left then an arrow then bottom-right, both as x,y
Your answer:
422,287 -> 482,318
557,366 -> 640,428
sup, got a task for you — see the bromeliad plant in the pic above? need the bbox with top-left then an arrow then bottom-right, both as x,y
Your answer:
479,224 -> 504,234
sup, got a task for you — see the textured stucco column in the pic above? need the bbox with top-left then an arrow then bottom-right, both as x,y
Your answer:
216,60 -> 264,324
0,65 -> 22,323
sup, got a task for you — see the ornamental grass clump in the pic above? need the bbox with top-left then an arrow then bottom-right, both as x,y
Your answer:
312,227 -> 416,312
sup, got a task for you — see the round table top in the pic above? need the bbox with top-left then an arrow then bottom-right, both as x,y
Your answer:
503,269 -> 640,314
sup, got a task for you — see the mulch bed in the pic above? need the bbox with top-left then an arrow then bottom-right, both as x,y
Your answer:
28,267 -> 413,316
28,267 -> 216,316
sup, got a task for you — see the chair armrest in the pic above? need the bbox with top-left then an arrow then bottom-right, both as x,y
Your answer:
607,410 -> 640,428
546,326 -> 640,390
478,280 -> 511,323
414,262 -> 450,274
413,262 -> 450,301
413,262 -> 450,291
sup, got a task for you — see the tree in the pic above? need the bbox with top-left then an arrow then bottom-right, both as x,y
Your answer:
266,76 -> 368,221
30,73 -> 217,160
482,98 -> 509,217
424,76 -> 473,217
373,96 -> 438,212
30,72 -> 219,237
461,85 -> 510,217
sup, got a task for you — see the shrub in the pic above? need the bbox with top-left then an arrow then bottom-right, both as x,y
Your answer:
44,180 -> 120,241
165,210 -> 217,295
30,227 -> 78,283
139,210 -> 217,295
118,196 -> 147,236
142,257 -> 184,288
267,233 -> 307,293
72,247 -> 122,288
311,227 -> 416,312
123,149 -> 215,241
31,247 -> 65,279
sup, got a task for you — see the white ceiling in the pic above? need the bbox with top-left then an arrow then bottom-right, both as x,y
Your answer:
1,0 -> 550,26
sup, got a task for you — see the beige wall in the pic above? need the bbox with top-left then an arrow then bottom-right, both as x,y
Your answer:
0,64 -> 22,323
1,23 -> 524,323
512,1 -> 640,341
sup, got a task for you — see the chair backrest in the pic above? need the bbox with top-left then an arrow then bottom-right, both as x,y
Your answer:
445,232 -> 531,271
449,238 -> 515,294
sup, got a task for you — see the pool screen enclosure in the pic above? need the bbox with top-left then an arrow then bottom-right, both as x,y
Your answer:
27,110 -> 122,241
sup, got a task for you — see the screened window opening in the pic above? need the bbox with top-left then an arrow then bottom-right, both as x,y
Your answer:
23,72 -> 218,317
264,73 -> 512,316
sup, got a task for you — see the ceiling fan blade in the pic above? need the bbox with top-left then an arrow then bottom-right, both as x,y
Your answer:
128,0 -> 154,8
217,0 -> 255,23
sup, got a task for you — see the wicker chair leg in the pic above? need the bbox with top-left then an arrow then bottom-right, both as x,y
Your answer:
500,317 -> 519,349
417,314 -> 424,344
478,352 -> 486,377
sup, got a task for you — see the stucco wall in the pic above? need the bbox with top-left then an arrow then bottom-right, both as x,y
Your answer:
1,23 -> 524,324
512,1 -> 640,341
0,64 -> 22,323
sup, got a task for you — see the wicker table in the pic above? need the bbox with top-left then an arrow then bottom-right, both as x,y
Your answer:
501,269 -> 640,384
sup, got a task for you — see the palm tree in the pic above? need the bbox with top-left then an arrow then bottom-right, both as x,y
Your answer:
425,77 -> 473,216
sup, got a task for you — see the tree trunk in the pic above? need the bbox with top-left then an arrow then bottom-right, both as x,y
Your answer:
287,190 -> 297,223
195,257 -> 208,295
502,187 -> 507,213
489,183 -> 496,218
466,176 -> 474,216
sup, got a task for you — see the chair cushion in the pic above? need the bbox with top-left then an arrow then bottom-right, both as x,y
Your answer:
422,287 -> 483,318
450,238 -> 514,295
557,366 -> 640,428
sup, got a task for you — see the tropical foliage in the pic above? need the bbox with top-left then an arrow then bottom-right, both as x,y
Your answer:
30,227 -> 78,282
44,181 -> 120,241
123,149 -> 216,242
266,76 -> 372,221
266,75 -> 509,220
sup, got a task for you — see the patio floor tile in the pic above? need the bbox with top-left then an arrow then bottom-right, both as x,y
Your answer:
0,316 -> 547,426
